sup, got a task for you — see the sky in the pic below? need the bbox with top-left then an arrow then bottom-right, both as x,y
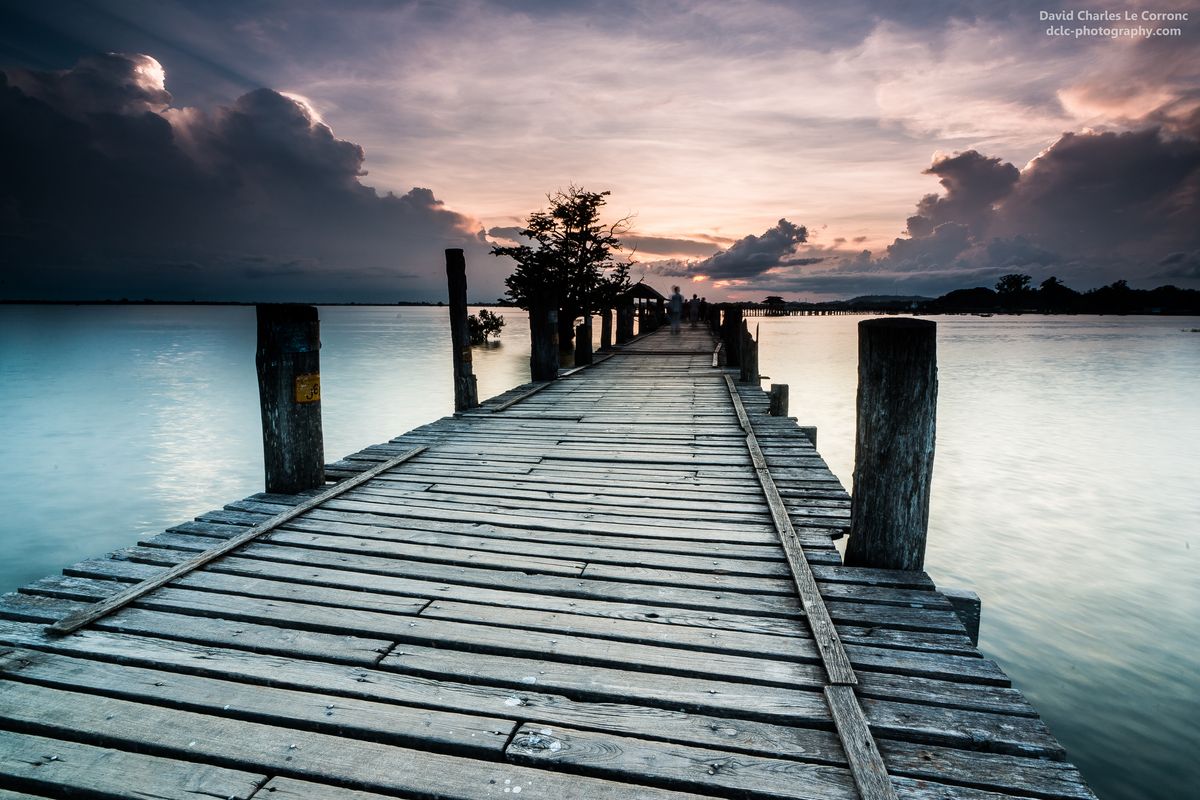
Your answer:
1,0 -> 1198,302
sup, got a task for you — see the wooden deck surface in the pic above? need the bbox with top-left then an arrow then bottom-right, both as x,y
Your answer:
0,325 -> 1096,799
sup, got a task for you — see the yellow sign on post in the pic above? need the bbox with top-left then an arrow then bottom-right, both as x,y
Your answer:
294,373 -> 321,403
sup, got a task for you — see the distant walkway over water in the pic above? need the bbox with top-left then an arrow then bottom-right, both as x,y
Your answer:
0,325 -> 1095,799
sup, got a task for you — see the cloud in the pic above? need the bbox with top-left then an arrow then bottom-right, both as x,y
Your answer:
0,53 -> 493,301
649,219 -> 817,282
1154,250 -> 1200,281
905,151 -> 1019,238
725,121 -> 1200,299
993,127 -> 1200,258
620,234 -> 724,259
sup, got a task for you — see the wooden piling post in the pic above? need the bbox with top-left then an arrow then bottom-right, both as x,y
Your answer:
723,306 -> 743,367
599,308 -> 613,351
255,304 -> 324,494
616,299 -> 634,344
444,248 -> 478,411
845,318 -> 937,571
574,315 -> 593,366
769,383 -> 789,416
738,320 -> 759,383
529,302 -> 559,381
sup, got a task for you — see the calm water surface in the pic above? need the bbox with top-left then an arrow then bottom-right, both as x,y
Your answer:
2,306 -> 1197,800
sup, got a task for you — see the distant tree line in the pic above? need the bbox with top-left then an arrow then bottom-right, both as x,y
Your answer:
926,274 -> 1200,315
757,275 -> 1199,315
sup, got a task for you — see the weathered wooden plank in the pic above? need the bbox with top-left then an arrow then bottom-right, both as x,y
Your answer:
0,727 -> 265,800
0,648 -> 517,756
61,553 -> 819,640
257,777 -> 414,800
419,601 -> 1007,685
825,685 -> 899,800
124,541 -> 814,617
725,374 -> 857,687
507,724 -> 1047,800
0,591 -> 392,664
45,446 -> 428,636
164,520 -> 793,578
0,622 -> 1086,795
0,681 -> 700,800
381,644 -> 1053,742
508,722 -> 859,800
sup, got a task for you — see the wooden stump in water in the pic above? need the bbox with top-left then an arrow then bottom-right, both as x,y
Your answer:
444,248 -> 478,412
255,304 -> 324,494
845,318 -> 937,571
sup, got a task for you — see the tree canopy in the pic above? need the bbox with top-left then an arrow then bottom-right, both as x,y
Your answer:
490,186 -> 634,318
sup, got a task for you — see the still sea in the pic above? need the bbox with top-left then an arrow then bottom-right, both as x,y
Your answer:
1,305 -> 1196,800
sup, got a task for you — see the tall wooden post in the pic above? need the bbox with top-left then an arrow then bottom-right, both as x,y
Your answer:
617,299 -> 634,344
845,318 -> 938,570
723,306 -> 743,367
574,314 -> 593,366
255,304 -> 324,494
529,302 -> 559,381
599,308 -> 613,351
636,299 -> 645,335
655,298 -> 665,330
445,248 -> 478,411
738,320 -> 759,383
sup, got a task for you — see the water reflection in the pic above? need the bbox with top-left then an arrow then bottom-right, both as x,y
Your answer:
0,305 -> 533,595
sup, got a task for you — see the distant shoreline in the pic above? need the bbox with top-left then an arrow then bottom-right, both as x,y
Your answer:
3,299 -> 1198,316
0,299 -> 516,308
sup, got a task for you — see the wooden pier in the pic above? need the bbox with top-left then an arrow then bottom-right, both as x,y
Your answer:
0,324 -> 1095,799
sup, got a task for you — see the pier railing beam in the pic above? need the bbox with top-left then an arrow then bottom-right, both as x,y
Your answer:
255,304 -> 324,494
529,302 -> 559,381
599,308 -> 613,351
845,318 -> 937,571
445,248 -> 478,412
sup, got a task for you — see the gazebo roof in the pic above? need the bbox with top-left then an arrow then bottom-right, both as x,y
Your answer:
622,282 -> 666,301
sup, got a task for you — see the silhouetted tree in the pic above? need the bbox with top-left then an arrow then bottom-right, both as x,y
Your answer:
995,273 -> 1031,295
467,309 -> 505,344
995,273 -> 1033,309
1037,276 -> 1080,312
491,186 -> 633,350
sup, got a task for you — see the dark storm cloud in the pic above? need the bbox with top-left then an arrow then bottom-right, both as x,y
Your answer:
993,128 -> 1200,258
0,53 -> 490,301
876,128 -> 1199,287
650,219 -> 817,282
733,123 -> 1200,299
905,151 -> 1019,239
1154,250 -> 1200,281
